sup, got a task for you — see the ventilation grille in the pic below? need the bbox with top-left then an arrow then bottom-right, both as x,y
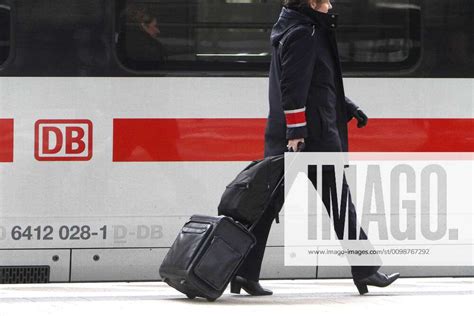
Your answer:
0,266 -> 50,284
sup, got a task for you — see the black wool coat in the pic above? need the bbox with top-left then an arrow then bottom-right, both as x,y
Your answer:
264,6 -> 360,157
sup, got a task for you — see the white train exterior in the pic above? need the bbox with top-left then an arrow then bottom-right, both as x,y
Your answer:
0,0 -> 472,283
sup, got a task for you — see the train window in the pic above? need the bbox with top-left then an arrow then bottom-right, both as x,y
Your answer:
0,1 -> 11,66
422,0 -> 473,77
115,0 -> 280,72
336,0 -> 421,73
115,0 -> 421,74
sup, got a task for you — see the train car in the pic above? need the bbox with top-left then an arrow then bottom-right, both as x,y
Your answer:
0,0 -> 472,283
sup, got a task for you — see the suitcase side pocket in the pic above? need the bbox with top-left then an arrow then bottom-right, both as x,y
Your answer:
194,236 -> 243,291
160,221 -> 211,274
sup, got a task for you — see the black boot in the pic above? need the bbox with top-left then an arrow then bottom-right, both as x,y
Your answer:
353,271 -> 400,295
230,276 -> 273,296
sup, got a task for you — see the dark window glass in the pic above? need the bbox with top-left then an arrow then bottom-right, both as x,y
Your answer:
115,0 -> 279,72
421,0 -> 473,77
0,1 -> 11,66
336,0 -> 421,73
115,0 -> 421,74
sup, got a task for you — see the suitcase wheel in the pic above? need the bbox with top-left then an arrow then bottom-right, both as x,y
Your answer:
186,294 -> 196,299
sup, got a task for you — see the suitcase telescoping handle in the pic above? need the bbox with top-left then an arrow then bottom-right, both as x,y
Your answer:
248,141 -> 305,232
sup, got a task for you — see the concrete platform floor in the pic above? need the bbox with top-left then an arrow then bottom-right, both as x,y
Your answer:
1,278 -> 473,316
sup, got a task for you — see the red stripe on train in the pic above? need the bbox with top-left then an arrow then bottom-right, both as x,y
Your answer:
113,118 -> 474,162
113,118 -> 266,162
0,119 -> 14,163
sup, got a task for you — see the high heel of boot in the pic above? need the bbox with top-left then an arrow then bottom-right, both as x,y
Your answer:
230,276 -> 272,296
230,279 -> 242,294
354,281 -> 369,295
353,271 -> 400,295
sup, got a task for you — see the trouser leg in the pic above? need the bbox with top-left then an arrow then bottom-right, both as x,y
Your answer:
316,167 -> 380,280
347,192 -> 380,279
236,198 -> 279,281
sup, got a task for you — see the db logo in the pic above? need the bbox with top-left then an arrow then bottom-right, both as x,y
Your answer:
35,120 -> 93,161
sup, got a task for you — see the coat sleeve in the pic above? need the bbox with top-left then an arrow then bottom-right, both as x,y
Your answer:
345,96 -> 360,122
280,26 -> 317,140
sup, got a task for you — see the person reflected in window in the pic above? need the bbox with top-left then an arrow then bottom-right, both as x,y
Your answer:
119,6 -> 168,68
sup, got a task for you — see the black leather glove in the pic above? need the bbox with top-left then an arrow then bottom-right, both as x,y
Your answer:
353,109 -> 368,128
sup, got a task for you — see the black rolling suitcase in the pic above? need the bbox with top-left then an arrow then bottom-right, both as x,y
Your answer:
159,214 -> 256,301
159,145 -> 303,301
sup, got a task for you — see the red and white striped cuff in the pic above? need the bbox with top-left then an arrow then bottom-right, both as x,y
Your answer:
284,107 -> 307,128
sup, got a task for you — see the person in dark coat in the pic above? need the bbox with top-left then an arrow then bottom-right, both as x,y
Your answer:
117,6 -> 167,69
230,0 -> 399,296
